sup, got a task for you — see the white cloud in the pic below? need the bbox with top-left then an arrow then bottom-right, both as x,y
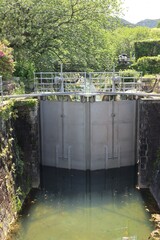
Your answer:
122,0 -> 160,23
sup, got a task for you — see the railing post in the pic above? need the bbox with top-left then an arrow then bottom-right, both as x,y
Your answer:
112,65 -> 116,92
89,73 -> 92,93
34,72 -> 38,93
60,63 -> 64,92
40,72 -> 42,92
84,72 -> 87,93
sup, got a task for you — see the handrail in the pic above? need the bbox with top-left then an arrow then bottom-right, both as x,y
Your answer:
34,71 -> 142,93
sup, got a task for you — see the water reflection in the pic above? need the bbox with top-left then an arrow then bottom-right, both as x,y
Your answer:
15,166 -> 153,240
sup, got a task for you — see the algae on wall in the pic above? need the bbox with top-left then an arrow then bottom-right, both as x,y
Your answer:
0,99 -> 40,240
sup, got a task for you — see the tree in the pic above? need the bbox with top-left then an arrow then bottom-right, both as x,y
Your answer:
0,0 -> 122,73
110,26 -> 152,62
0,40 -> 15,80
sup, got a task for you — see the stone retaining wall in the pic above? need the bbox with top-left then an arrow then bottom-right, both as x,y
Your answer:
138,99 -> 160,207
0,100 -> 40,240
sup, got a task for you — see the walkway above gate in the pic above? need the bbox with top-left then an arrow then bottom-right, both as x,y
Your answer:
34,71 -> 142,94
40,99 -> 136,170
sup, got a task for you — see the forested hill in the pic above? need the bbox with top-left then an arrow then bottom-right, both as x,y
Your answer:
121,18 -> 160,28
136,19 -> 160,28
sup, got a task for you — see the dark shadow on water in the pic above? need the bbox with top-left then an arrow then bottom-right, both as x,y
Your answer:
39,165 -> 151,226
41,165 -> 137,197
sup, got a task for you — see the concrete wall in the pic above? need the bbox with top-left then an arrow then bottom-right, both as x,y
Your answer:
40,100 -> 136,170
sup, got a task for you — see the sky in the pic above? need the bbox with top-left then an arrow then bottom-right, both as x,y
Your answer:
122,0 -> 160,24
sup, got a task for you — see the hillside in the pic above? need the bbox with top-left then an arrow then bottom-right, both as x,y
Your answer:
136,19 -> 160,28
121,18 -> 160,28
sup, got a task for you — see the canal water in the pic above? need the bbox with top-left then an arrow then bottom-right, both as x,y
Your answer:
13,166 -> 153,240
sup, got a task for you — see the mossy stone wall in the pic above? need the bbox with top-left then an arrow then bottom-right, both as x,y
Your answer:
138,99 -> 160,206
0,99 -> 40,240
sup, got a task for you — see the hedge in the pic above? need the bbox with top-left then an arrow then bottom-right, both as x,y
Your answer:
135,40 -> 160,60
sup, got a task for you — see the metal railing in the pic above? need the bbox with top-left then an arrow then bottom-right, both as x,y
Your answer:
34,72 -> 142,94
0,76 -> 3,103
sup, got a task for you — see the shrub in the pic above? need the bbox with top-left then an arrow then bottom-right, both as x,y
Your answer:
14,60 -> 35,92
0,41 -> 15,80
14,60 -> 35,82
119,69 -> 141,82
132,56 -> 160,75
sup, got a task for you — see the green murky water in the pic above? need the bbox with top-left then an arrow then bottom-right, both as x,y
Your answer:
13,166 -> 153,240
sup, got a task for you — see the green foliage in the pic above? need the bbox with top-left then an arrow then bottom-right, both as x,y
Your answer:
14,187 -> 23,212
0,41 -> 15,80
132,56 -> 160,75
0,101 -> 17,121
119,69 -> 140,77
14,60 -> 35,86
119,69 -> 141,82
14,141 -> 24,176
142,74 -> 156,80
0,98 -> 39,220
11,82 -> 25,95
135,40 -> 160,60
0,0 -> 122,73
0,99 -> 37,122
0,130 -> 23,213
112,26 -> 151,61
14,99 -> 38,108
1,0 -> 160,77
0,99 -> 37,215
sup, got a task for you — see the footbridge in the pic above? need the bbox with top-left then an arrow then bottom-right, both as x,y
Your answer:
34,71 -> 142,93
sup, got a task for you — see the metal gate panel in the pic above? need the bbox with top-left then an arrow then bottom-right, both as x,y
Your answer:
40,101 -> 62,167
106,123 -> 119,169
117,101 -> 136,167
91,124 -> 108,170
90,102 -> 110,169
117,100 -> 135,123
108,102 -> 119,168
40,100 -> 136,170
90,101 -> 136,170
40,101 -> 86,169
62,102 -> 86,170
